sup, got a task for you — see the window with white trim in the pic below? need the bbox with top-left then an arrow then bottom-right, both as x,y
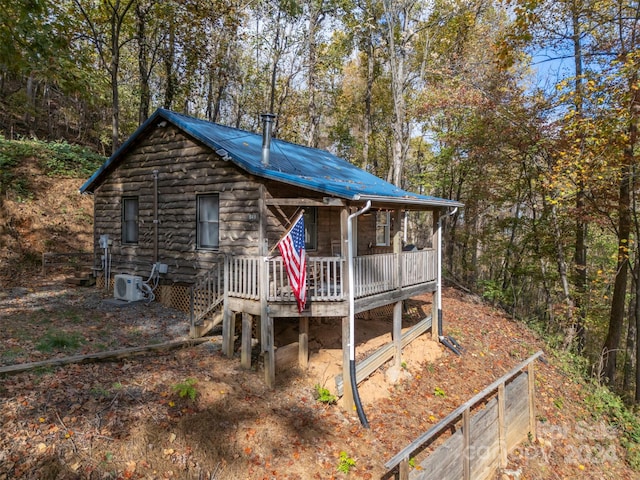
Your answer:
304,207 -> 317,250
197,194 -> 220,249
122,197 -> 139,244
375,210 -> 390,246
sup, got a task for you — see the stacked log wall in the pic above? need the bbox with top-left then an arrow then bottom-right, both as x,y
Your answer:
93,126 -> 263,284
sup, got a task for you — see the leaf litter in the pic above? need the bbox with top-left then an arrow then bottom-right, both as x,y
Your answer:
0,279 -> 637,479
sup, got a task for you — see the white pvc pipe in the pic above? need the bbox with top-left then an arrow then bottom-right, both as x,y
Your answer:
347,200 -> 371,427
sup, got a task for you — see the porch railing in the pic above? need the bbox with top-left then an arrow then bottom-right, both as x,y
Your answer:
226,249 -> 436,302
266,256 -> 345,302
190,257 -> 225,326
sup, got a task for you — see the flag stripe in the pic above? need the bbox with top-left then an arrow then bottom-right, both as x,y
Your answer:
277,215 -> 307,312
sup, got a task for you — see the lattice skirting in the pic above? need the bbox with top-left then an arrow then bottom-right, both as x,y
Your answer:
95,274 -> 191,313
156,285 -> 191,313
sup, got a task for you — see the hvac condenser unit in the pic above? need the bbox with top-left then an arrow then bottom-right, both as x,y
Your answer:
114,274 -> 144,302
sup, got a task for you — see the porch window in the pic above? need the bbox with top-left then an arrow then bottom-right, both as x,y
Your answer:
122,197 -> 139,244
304,207 -> 317,250
197,194 -> 219,249
376,211 -> 390,246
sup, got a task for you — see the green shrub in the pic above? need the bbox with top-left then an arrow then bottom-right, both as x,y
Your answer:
315,384 -> 337,404
337,451 -> 356,474
172,378 -> 198,401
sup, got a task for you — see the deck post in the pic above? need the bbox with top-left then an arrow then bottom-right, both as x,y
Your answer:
393,301 -> 402,368
432,210 -> 441,340
241,313 -> 253,369
222,311 -> 236,357
222,256 -> 234,356
258,187 -> 275,387
299,317 -> 309,369
393,209 -> 403,368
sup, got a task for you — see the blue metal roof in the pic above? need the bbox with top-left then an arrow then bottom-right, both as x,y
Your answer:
80,108 -> 462,209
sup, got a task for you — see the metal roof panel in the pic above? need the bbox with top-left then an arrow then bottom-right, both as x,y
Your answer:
80,108 -> 463,209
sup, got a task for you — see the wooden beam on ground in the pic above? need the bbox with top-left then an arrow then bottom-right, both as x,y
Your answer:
335,315 -> 432,397
0,338 -> 212,375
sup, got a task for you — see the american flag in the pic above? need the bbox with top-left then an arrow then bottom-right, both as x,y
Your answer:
278,214 -> 307,312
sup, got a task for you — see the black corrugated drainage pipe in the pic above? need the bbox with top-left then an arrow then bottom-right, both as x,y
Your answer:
436,207 -> 463,355
348,200 -> 371,428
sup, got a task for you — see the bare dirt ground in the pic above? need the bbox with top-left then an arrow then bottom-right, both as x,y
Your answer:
1,277 -> 637,480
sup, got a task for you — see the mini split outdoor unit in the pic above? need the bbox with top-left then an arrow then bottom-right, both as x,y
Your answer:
114,274 -> 145,302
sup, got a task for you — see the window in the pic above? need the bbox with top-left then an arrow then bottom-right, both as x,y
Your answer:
303,207 -> 317,250
197,194 -> 219,249
375,211 -> 390,246
122,197 -> 139,244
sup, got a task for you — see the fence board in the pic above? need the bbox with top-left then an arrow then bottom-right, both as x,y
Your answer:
415,430 -> 464,480
386,352 -> 543,480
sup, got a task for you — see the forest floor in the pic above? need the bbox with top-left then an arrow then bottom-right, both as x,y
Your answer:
1,277 -> 638,480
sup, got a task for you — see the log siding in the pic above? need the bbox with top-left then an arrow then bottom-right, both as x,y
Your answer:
93,126 -> 263,283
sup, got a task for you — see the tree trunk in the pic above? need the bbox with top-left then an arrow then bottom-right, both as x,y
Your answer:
603,62 -> 639,387
305,2 -> 322,148
382,0 -> 410,188
363,29 -> 374,173
110,13 -> 120,152
571,6 -> 587,353
136,2 -> 151,125
602,163 -> 632,386
163,19 -> 176,110
623,254 -> 638,398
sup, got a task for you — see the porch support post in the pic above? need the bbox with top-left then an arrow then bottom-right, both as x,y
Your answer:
340,206 -> 354,411
393,301 -> 402,368
393,209 -> 404,367
222,311 -> 236,357
432,210 -> 441,340
241,312 -> 253,369
258,186 -> 275,388
299,317 -> 309,369
222,256 -> 235,357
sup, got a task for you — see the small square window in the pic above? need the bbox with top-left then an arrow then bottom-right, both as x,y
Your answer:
122,197 -> 139,244
197,194 -> 219,249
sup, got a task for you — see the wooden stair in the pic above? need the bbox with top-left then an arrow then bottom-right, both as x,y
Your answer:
65,268 -> 96,287
190,310 -> 224,338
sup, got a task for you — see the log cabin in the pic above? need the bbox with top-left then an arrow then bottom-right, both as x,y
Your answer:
80,108 -> 463,409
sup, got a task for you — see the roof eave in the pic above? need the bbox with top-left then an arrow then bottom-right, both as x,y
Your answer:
351,194 -> 464,209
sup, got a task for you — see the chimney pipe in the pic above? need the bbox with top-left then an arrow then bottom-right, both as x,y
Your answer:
261,113 -> 276,167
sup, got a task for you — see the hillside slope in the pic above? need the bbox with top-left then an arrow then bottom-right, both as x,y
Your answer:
0,139 -> 99,288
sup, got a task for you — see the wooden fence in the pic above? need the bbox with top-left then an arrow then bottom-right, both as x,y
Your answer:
42,252 -> 94,276
385,351 -> 543,480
